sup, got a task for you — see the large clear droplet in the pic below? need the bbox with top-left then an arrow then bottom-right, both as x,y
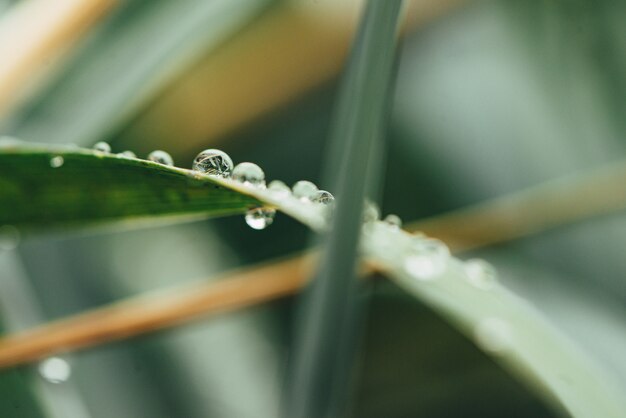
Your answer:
38,357 -> 71,383
245,208 -> 275,230
118,150 -> 136,158
0,225 -> 20,250
93,141 -> 111,153
474,318 -> 512,353
268,180 -> 291,199
312,190 -> 334,205
403,238 -> 449,281
49,156 -> 64,168
192,149 -> 233,177
147,150 -> 174,166
383,214 -> 402,229
292,181 -> 318,202
464,259 -> 497,290
232,162 -> 265,187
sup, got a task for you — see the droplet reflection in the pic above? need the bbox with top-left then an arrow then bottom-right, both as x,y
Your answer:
245,208 -> 275,230
232,162 -> 266,188
292,181 -> 318,202
93,141 -> 111,153
147,150 -> 174,166
192,149 -> 233,177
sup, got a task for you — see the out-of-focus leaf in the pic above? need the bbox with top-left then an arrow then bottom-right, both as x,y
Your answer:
361,222 -> 626,418
3,0 -> 272,145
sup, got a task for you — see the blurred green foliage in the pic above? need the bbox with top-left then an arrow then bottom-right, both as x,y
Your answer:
1,0 -> 625,417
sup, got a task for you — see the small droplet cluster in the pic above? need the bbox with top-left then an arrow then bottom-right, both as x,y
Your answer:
46,144 -> 339,230
188,150 -> 336,230
89,142 -> 173,165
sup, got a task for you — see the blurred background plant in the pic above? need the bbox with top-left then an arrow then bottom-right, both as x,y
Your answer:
0,0 -> 625,417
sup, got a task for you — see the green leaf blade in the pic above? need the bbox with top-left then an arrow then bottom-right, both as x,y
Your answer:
0,144 -> 260,229
362,222 -> 626,418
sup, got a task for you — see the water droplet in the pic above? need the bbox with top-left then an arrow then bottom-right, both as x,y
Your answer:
232,162 -> 265,187
245,208 -> 275,230
464,259 -> 497,290
49,156 -> 64,168
403,238 -> 449,281
38,357 -> 71,383
474,318 -> 512,353
363,201 -> 380,222
268,180 -> 291,198
118,150 -> 136,158
292,181 -> 318,202
147,150 -> 174,166
383,214 -> 402,229
312,190 -> 334,205
0,225 -> 20,250
192,149 -> 233,177
93,141 -> 111,153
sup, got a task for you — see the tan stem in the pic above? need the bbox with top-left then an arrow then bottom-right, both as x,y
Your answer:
0,254 -> 316,368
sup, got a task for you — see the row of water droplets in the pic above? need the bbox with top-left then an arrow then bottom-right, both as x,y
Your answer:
43,141 -> 510,353
83,144 -> 336,230
192,149 -> 337,230
367,208 -> 509,353
73,143 -> 499,294
50,142 -> 500,296
363,207 -> 497,288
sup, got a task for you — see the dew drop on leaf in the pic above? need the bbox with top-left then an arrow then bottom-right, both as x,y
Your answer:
147,150 -> 174,166
245,208 -> 275,230
93,141 -> 111,153
383,214 -> 402,229
312,190 -> 334,205
232,162 -> 265,187
292,181 -> 318,202
49,156 -> 64,168
268,180 -> 291,198
464,258 -> 497,290
192,149 -> 233,177
118,150 -> 136,158
38,357 -> 71,383
403,238 -> 449,281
